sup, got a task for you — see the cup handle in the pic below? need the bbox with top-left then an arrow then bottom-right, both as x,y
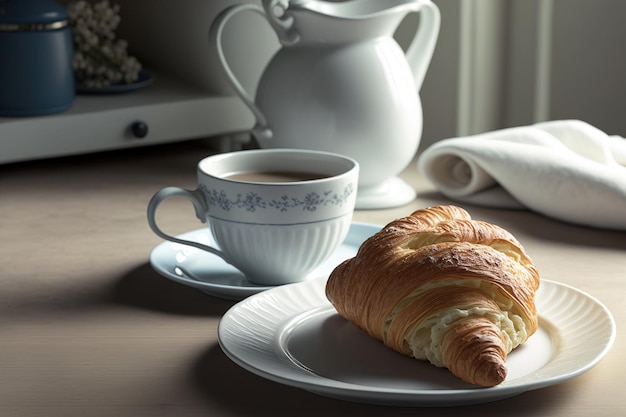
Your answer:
147,186 -> 231,262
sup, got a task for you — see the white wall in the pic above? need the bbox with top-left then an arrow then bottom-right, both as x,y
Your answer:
419,0 -> 626,151
548,0 -> 626,135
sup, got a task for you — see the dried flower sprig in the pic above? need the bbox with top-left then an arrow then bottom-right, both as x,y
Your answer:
68,0 -> 142,88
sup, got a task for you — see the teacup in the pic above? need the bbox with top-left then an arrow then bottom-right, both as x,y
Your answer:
147,148 -> 359,286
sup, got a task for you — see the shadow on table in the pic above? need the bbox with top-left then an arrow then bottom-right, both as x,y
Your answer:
110,263 -> 235,316
191,343 -> 578,417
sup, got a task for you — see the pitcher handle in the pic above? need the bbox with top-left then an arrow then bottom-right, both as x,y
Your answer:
210,4 -> 274,142
406,0 -> 441,90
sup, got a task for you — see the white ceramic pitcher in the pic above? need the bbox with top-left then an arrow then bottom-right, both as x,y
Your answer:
211,0 -> 440,208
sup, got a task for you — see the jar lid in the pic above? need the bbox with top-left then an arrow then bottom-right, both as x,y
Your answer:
0,0 -> 69,31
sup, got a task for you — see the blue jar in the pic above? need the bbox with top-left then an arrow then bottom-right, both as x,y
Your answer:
0,0 -> 75,116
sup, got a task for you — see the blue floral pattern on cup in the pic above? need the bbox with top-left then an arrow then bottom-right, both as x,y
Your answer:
201,183 -> 355,212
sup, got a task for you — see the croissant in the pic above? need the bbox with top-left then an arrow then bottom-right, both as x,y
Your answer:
326,205 -> 540,387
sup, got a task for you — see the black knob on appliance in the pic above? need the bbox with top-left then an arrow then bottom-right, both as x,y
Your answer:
131,121 -> 148,138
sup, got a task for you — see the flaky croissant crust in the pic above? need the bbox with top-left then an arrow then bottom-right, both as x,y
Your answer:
326,205 -> 540,387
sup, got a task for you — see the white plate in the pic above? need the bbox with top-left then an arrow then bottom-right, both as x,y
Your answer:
149,222 -> 381,300
218,278 -> 616,406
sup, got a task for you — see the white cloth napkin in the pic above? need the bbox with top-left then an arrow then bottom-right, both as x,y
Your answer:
417,120 -> 626,231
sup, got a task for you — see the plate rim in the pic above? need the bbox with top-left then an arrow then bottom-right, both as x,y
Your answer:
217,277 -> 616,406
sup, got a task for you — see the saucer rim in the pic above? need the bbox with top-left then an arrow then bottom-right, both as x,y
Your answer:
148,222 -> 382,299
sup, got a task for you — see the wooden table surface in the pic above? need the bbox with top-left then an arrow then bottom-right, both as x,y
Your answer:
1,142 -> 624,417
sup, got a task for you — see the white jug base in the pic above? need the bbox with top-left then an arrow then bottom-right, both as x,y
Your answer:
356,176 -> 416,209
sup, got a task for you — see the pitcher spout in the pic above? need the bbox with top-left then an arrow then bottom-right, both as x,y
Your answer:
290,0 -> 432,19
265,0 -> 432,44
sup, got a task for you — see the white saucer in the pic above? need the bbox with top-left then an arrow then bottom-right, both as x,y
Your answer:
149,222 -> 381,300
219,278 -> 616,406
